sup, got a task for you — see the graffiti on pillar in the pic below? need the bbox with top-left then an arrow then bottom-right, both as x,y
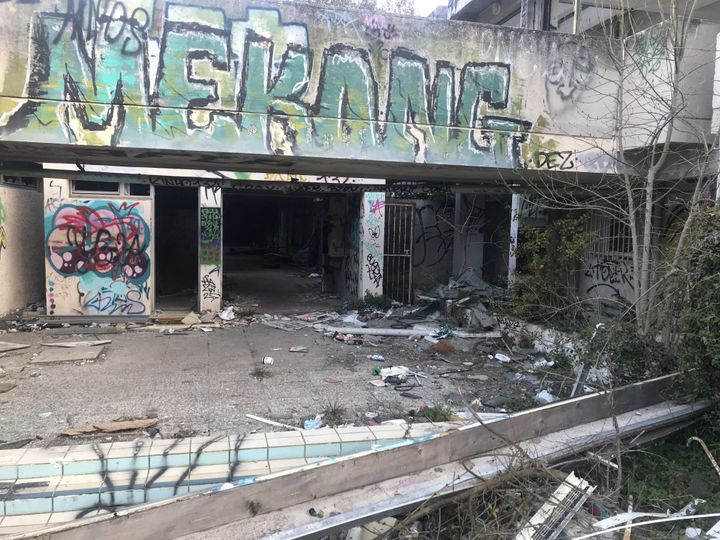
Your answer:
201,266 -> 221,301
0,198 -> 6,260
45,200 -> 152,315
0,1 -> 621,172
361,192 -> 384,295
200,207 -> 222,266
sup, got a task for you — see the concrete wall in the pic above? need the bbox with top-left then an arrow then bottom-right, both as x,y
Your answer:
411,196 -> 455,289
0,0 -> 622,176
0,182 -> 44,316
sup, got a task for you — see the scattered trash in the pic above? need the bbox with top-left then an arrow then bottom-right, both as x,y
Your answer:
219,307 -> 236,322
380,366 -> 409,381
262,356 -> 274,365
532,357 -> 555,369
468,374 -> 489,381
303,414 -> 324,430
400,392 -> 422,399
289,346 -> 308,353
38,412 -> 53,418
494,353 -> 511,363
367,354 -> 385,362
199,327 -> 213,333
368,379 -> 386,387
181,312 -> 201,326
308,508 -> 324,519
535,390 -> 558,404
307,273 -> 321,278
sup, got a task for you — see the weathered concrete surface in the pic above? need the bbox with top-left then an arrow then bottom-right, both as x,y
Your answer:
0,184 -> 45,316
0,325 -> 528,446
0,0 -> 620,177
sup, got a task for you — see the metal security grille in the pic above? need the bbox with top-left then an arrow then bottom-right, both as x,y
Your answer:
383,201 -> 414,304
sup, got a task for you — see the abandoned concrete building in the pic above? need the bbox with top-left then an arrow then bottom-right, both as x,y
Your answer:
0,0 -> 717,322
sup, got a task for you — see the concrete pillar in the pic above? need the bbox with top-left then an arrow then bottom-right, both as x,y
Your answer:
359,192 -> 385,297
452,193 -> 464,277
198,186 -> 222,314
508,193 -> 521,285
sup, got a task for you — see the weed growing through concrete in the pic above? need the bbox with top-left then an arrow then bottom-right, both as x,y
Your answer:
421,405 -> 453,422
322,398 -> 347,427
250,366 -> 273,380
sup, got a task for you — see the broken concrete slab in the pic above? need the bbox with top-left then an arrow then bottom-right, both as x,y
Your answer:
30,346 -> 104,365
40,340 -> 111,348
0,341 -> 31,353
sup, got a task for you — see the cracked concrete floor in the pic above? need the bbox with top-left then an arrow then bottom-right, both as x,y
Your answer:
0,323 -> 527,447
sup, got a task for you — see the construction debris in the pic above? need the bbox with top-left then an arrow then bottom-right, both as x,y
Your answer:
516,471 -> 595,540
181,312 -> 202,326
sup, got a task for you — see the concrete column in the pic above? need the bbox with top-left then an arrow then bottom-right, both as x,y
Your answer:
359,192 -> 385,297
198,186 -> 222,314
507,193 -> 521,285
452,193 -> 464,277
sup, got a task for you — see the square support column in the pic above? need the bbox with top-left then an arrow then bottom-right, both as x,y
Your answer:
359,192 -> 385,298
199,187 -> 222,314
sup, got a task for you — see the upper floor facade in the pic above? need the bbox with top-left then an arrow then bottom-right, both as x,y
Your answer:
0,0 -> 717,181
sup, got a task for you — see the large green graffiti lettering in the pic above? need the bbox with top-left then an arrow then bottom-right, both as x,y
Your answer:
0,2 -> 536,170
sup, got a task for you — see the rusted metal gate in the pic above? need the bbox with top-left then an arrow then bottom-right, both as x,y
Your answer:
383,200 -> 414,304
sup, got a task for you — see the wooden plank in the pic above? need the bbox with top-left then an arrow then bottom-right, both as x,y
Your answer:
23,374 -> 678,540
259,401 -> 708,540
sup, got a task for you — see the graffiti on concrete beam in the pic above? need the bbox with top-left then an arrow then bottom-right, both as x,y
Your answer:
0,2 -> 567,172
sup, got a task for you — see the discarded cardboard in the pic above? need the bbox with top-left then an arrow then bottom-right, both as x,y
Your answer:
40,340 -> 111,348
0,341 -> 31,353
31,346 -> 104,365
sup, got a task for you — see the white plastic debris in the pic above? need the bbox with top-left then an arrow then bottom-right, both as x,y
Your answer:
532,357 -> 555,368
380,366 -> 410,380
686,527 -> 703,539
262,356 -> 274,365
219,307 -> 236,321
535,390 -> 557,404
494,353 -> 511,363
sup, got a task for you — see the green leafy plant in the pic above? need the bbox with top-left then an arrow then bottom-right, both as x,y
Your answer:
421,405 -> 453,422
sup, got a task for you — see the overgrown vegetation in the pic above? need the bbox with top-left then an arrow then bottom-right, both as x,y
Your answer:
510,215 -> 597,329
670,210 -> 720,399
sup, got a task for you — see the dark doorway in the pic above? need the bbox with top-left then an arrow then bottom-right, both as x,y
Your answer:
154,186 -> 198,311
222,191 -> 338,314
